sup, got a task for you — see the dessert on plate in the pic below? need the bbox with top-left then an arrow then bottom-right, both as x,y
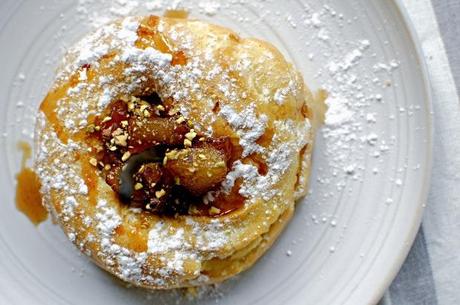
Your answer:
34,14 -> 322,289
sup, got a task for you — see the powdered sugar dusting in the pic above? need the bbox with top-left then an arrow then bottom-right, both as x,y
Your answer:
219,104 -> 268,157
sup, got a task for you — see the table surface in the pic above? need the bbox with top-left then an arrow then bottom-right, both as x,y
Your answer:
433,0 -> 460,92
382,1 -> 460,304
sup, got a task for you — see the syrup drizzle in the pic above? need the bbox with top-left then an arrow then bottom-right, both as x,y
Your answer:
15,142 -> 48,225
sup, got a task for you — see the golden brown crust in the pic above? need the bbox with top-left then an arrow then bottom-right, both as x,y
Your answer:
34,15 -> 318,288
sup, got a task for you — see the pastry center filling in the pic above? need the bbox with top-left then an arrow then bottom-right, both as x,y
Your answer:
87,93 -> 244,216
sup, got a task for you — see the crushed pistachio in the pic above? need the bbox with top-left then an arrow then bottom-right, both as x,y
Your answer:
89,158 -> 98,167
101,116 -> 111,123
175,116 -> 186,124
86,124 -> 96,133
127,101 -> 135,111
209,206 -> 221,215
155,189 -> 166,198
134,183 -> 143,190
139,104 -> 148,113
165,150 -> 179,160
185,129 -> 197,141
198,154 -> 207,160
112,128 -> 123,136
184,139 -> 192,147
114,134 -> 128,147
138,164 -> 146,173
168,108 -> 179,116
156,105 -> 165,111
121,151 -> 131,161
215,161 -> 226,167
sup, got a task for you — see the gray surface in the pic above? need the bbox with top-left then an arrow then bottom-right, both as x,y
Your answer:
433,0 -> 460,93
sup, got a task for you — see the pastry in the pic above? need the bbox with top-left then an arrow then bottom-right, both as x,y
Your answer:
34,15 -> 321,289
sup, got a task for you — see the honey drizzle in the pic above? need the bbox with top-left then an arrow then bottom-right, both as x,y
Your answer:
39,73 -> 80,144
163,9 -> 189,19
15,142 -> 48,225
136,16 -> 188,66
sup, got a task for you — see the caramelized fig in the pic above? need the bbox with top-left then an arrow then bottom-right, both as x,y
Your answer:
164,147 -> 229,196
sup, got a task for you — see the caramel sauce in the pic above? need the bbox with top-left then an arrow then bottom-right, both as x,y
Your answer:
136,16 -> 188,66
171,51 -> 187,66
81,154 -> 99,206
39,74 -> 80,144
255,125 -> 274,148
246,153 -> 268,176
15,142 -> 48,225
164,9 -> 189,19
212,180 -> 245,215
115,225 -> 148,252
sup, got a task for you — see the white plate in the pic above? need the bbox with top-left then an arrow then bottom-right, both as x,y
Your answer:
0,0 -> 432,304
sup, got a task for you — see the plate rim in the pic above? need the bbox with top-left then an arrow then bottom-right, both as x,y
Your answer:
357,0 -> 435,304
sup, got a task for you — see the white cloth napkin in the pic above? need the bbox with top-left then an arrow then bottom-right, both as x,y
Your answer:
380,1 -> 460,304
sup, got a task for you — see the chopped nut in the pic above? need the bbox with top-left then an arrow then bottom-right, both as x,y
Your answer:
168,108 -> 179,116
143,109 -> 151,117
163,156 -> 168,165
86,124 -> 96,133
109,145 -> 117,151
185,129 -> 197,141
165,150 -> 179,160
128,102 -> 135,111
121,151 -> 131,161
155,189 -> 166,198
209,206 -> 221,215
138,164 -> 146,173
215,161 -> 226,167
184,138 -> 192,147
139,104 -> 149,113
198,137 -> 206,142
134,183 -> 143,190
112,128 -> 123,136
198,154 -> 207,160
114,134 -> 128,147
101,116 -> 111,123
156,105 -> 165,111
175,116 -> 186,124
174,177 -> 181,185
104,164 -> 111,171
121,120 -> 129,127
89,158 -> 98,167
